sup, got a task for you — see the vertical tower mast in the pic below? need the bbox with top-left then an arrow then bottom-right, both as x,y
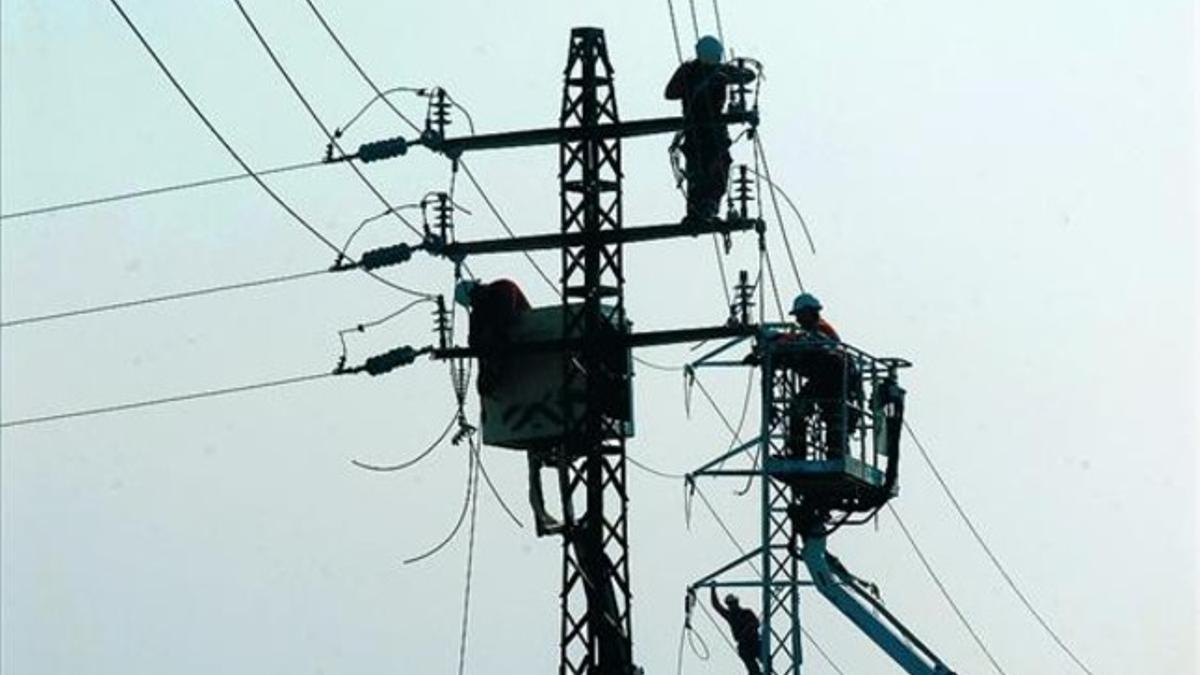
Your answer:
557,27 -> 632,675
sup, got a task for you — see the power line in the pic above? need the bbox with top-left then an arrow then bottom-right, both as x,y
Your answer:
301,0 -> 558,299
0,371 -> 335,430
0,159 -> 324,223
886,504 -> 1008,675
754,135 -> 805,293
457,443 -> 482,675
303,0 -> 423,135
106,0 -> 339,258
231,0 -> 423,242
105,0 -> 429,300
1,268 -> 327,329
905,422 -> 1096,675
710,0 -> 726,45
665,0 -> 685,63
459,162 -> 560,296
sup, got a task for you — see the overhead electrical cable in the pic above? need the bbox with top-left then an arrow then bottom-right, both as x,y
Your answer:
232,0 -> 423,243
0,159 -> 324,223
686,0 -> 701,42
0,371 -> 335,430
746,166 -> 816,255
665,0 -> 685,63
1,268 -> 326,329
711,0 -> 726,45
457,444 -> 482,675
403,449 -> 477,565
887,504 -> 1008,674
905,422 -> 1095,674
303,0 -> 560,298
351,412 -> 457,472
302,0 -> 423,135
754,136 -> 805,293
105,0 -> 429,300
459,162 -> 561,296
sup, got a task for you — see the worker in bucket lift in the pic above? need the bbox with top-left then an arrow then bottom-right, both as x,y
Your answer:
455,278 -> 562,536
779,292 -> 862,458
711,588 -> 762,675
664,35 -> 756,223
454,278 -> 530,395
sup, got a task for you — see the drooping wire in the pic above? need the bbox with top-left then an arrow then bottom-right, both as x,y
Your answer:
887,503 -> 1008,675
632,355 -> 685,372
1,371 -> 335,430
105,0 -> 430,300
905,422 -> 1095,674
753,135 -> 805,293
457,443 -> 482,675
711,235 -> 733,312
334,85 -> 424,140
304,0 -> 557,302
665,0 -> 685,64
471,440 -> 524,529
627,455 -> 688,480
351,412 -> 457,473
337,297 -> 435,377
1,268 -> 327,329
336,203 -> 421,262
459,162 -> 560,296
403,447 -> 476,565
746,166 -> 816,255
303,0 -> 422,135
0,159 -> 325,223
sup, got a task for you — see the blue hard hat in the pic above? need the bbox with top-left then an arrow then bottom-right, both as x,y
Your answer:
696,36 -> 723,64
791,292 -> 822,315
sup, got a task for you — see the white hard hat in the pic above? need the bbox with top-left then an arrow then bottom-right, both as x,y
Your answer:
455,279 -> 480,308
791,292 -> 822,315
696,36 -> 723,64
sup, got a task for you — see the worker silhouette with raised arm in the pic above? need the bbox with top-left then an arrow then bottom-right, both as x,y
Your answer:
455,278 -> 530,395
665,35 -> 756,223
711,588 -> 762,675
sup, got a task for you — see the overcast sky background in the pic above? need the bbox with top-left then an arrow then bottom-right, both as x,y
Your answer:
1,1 -> 1196,674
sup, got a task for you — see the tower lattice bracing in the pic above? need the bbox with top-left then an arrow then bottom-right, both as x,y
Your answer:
556,27 -> 632,675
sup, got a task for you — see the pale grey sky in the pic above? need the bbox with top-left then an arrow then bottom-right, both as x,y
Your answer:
1,1 -> 1196,674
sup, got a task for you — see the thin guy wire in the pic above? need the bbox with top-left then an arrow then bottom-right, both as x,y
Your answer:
1,268 -> 326,329
459,162 -> 560,296
106,0 -> 427,300
761,246 -> 787,320
886,504 -> 1008,675
232,0 -> 423,242
712,234 -> 732,311
0,159 -> 324,222
351,413 -> 457,472
905,422 -> 1095,674
1,371 -> 335,430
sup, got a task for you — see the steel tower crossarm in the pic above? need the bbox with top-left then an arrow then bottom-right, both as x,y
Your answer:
334,111 -> 759,163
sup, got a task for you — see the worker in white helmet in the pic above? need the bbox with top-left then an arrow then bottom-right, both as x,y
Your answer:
665,36 -> 756,223
711,588 -> 762,674
777,292 -> 862,457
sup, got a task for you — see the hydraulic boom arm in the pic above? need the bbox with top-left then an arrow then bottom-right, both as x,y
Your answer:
801,536 -> 958,675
